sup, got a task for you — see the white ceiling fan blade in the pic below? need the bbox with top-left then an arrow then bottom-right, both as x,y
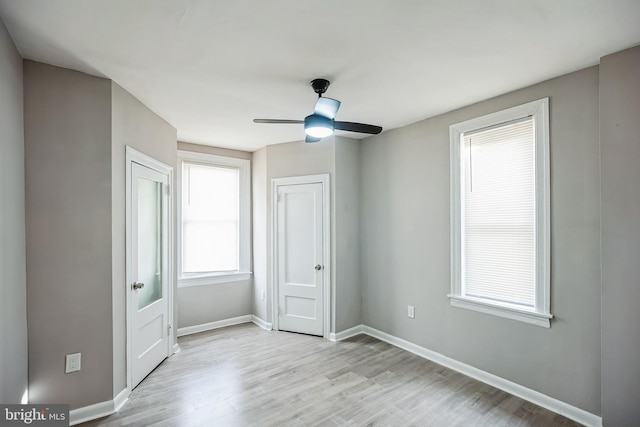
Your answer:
314,97 -> 341,119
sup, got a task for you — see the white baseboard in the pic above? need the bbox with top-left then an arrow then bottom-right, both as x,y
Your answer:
329,325 -> 364,342
112,388 -> 129,412
69,388 -> 129,426
172,343 -> 181,354
69,400 -> 112,426
360,325 -> 602,427
252,315 -> 272,331
177,315 -> 252,337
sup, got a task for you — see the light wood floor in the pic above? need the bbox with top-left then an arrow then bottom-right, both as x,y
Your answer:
82,324 -> 582,426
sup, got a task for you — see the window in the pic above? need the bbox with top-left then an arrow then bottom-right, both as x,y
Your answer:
449,98 -> 551,327
178,151 -> 250,286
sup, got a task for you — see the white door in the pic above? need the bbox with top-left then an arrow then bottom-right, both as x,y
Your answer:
129,161 -> 170,388
276,182 -> 325,336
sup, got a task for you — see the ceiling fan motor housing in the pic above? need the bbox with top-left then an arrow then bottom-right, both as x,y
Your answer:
311,78 -> 330,96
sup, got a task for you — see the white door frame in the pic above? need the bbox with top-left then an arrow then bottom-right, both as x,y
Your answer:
125,146 -> 174,392
271,174 -> 331,339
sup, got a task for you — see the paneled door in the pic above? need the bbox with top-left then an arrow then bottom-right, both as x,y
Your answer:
127,155 -> 171,389
275,180 -> 326,336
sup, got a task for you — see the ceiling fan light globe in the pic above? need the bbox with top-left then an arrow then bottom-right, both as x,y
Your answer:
305,126 -> 333,138
304,114 -> 334,138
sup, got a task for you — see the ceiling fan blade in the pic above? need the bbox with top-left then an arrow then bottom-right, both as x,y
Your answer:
314,97 -> 341,119
253,119 -> 304,124
334,121 -> 383,134
305,135 -> 322,143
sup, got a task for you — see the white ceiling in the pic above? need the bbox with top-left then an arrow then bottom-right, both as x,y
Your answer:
1,1 -> 639,152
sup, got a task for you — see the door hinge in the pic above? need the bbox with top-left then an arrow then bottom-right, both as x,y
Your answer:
167,324 -> 172,336
166,184 -> 171,196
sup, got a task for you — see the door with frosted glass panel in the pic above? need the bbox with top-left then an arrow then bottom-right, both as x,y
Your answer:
130,162 -> 169,388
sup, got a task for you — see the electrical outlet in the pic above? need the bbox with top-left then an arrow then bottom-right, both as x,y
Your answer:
261,290 -> 265,301
65,353 -> 81,373
408,305 -> 415,319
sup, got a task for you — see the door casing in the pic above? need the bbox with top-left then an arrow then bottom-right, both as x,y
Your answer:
125,146 -> 174,392
271,174 -> 331,339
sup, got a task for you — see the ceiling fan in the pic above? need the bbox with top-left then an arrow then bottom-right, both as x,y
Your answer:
253,78 -> 383,143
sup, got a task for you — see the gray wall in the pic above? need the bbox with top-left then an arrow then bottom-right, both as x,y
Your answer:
0,16 -> 27,404
360,67 -> 602,414
600,46 -> 640,426
334,137 -> 362,331
175,142 -> 251,328
252,147 -> 268,322
23,61 -> 113,409
111,82 -> 177,395
22,63 -> 177,408
178,283 -> 251,327
266,139 -> 336,180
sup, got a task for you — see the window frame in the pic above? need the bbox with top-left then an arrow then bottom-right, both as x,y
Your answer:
448,98 -> 552,327
177,150 -> 251,287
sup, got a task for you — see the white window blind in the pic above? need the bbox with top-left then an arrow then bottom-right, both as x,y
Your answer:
462,118 -> 535,308
182,162 -> 239,273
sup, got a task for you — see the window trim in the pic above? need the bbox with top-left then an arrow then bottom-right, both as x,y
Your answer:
177,150 -> 251,287
448,98 -> 552,327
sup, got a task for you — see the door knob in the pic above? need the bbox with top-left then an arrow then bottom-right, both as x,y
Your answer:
315,265 -> 322,271
132,281 -> 145,290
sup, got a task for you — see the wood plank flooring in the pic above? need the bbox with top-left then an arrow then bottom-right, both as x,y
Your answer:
82,324 -> 582,426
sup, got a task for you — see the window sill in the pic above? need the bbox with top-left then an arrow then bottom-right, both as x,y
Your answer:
178,272 -> 252,288
448,294 -> 552,328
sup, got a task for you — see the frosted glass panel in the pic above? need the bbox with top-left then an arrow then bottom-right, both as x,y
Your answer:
138,177 -> 162,309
